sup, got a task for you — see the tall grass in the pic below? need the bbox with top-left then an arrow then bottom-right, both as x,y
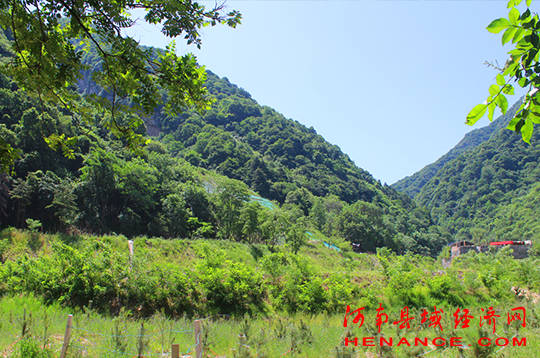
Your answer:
1,295 -> 538,358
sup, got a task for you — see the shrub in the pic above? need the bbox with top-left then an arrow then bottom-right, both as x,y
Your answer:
199,259 -> 265,314
13,338 -> 53,358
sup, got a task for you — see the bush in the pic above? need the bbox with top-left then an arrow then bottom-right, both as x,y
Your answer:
13,338 -> 53,358
199,259 -> 266,314
427,274 -> 466,307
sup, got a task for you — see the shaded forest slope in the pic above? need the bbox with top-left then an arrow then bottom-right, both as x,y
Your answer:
393,102 -> 539,242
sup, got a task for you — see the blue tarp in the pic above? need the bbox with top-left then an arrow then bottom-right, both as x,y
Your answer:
306,231 -> 341,252
249,194 -> 275,210
322,241 -> 341,252
247,200 -> 342,252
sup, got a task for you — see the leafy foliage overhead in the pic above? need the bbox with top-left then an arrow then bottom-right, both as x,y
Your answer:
0,0 -> 241,169
468,0 -> 538,143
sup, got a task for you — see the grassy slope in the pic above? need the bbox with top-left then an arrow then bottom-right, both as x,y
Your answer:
0,229 -> 539,357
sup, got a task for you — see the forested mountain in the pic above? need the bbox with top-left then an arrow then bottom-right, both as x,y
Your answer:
394,103 -> 539,242
157,70 -> 397,205
77,56 -> 397,206
0,39 -> 450,256
392,101 -> 521,197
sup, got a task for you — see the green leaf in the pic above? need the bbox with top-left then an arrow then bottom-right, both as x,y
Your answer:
496,74 -> 506,86
508,48 -> 525,56
497,94 -> 509,113
487,18 -> 511,33
489,84 -> 500,96
518,77 -> 528,87
520,9 -> 531,21
532,92 -> 540,105
488,102 -> 496,121
518,111 -> 528,133
507,115 -> 521,130
530,112 -> 540,124
502,84 -> 515,95
527,0 -> 532,7
509,8 -> 520,25
466,104 -> 487,125
512,28 -> 525,43
529,33 -> 540,48
503,60 -> 519,76
520,119 -> 533,143
522,18 -> 535,29
502,27 -> 517,45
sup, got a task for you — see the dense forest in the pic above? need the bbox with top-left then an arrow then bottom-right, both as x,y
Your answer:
393,101 -> 539,243
0,35 -> 450,256
392,101 -> 522,198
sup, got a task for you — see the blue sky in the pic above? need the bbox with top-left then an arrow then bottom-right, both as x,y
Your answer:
125,1 -> 534,184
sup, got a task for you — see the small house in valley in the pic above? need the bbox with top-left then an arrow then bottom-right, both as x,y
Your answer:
447,240 -> 532,261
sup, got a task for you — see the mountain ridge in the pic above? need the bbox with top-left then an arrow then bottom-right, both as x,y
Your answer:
392,100 -> 539,242
392,100 -> 522,198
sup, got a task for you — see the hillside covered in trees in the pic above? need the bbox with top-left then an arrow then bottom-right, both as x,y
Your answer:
77,53 -> 399,206
392,101 -> 522,198
393,103 -> 539,243
0,38 -> 450,256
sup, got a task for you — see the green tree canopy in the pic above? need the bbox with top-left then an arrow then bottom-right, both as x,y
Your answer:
0,0 -> 241,172
468,0 -> 538,143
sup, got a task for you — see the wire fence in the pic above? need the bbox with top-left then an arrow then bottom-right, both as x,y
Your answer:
56,314 -> 341,358
0,311 -> 201,358
67,319 -> 199,358
4,309 -> 520,358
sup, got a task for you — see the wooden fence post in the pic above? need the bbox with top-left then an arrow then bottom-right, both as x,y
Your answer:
194,319 -> 202,358
59,314 -> 73,358
171,343 -> 179,358
128,239 -> 134,270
